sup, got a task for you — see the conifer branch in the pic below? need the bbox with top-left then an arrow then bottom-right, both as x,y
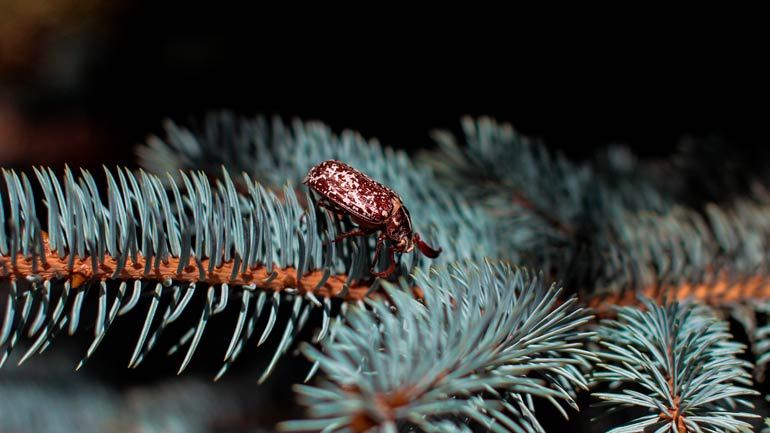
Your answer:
592,297 -> 759,433
0,165 -> 387,377
422,117 -> 683,306
1,240 -> 371,301
281,261 -> 596,433
135,112 -> 497,268
587,274 -> 770,314
5,111 -> 770,432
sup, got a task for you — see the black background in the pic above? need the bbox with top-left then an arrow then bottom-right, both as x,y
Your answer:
7,3 -> 768,166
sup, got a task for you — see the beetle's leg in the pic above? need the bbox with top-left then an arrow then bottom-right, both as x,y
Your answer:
314,198 -> 331,211
331,229 -> 369,244
371,234 -> 396,278
313,198 -> 341,218
322,228 -> 374,247
315,199 -> 351,223
371,247 -> 397,278
414,233 -> 442,258
370,233 -> 386,271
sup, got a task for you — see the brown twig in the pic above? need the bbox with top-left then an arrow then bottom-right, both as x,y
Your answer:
586,271 -> 770,316
0,236 -> 380,302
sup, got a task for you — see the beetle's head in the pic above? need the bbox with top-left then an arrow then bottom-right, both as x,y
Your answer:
386,204 -> 442,259
387,204 -> 414,252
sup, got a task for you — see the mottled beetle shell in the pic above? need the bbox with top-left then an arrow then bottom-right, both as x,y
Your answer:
303,160 -> 401,227
304,159 -> 441,277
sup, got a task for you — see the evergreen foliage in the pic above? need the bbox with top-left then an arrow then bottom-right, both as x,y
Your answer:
136,112 -> 492,268
0,166 -> 364,380
2,112 -> 770,432
592,297 -> 758,433
281,262 -> 594,433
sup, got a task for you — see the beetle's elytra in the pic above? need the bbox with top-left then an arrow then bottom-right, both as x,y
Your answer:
303,160 -> 441,277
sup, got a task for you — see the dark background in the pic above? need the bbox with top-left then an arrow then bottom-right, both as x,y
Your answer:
2,2 -> 767,170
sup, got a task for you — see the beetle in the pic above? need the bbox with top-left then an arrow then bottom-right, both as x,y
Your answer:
303,159 -> 442,277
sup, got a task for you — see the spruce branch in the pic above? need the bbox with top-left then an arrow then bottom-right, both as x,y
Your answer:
739,300 -> 770,382
0,165 -> 394,379
424,116 -> 676,289
6,111 -> 770,432
135,111 -> 497,268
592,297 -> 759,433
586,193 -> 770,378
591,194 -> 770,299
427,117 -> 770,313
280,261 -> 596,433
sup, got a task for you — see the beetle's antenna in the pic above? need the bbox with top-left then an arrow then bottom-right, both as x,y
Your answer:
414,233 -> 442,259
